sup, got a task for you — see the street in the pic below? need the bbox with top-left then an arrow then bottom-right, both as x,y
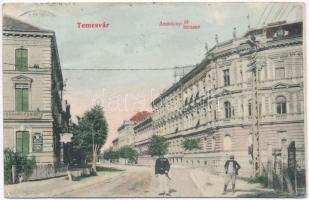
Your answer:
5,164 -> 277,198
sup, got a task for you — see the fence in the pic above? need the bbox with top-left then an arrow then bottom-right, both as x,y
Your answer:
27,164 -> 68,181
267,140 -> 306,196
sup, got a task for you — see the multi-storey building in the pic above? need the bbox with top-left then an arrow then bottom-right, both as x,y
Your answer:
117,111 -> 150,148
112,138 -> 119,151
3,15 -> 70,165
117,120 -> 136,148
152,21 -> 304,176
134,114 -> 154,165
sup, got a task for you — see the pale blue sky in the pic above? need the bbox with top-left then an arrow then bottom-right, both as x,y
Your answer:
3,2 -> 304,149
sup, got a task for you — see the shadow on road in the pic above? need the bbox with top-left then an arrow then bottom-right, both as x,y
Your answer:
236,189 -> 296,198
96,166 -> 125,172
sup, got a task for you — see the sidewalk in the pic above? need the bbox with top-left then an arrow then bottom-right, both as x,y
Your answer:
5,170 -> 125,198
190,167 -> 276,197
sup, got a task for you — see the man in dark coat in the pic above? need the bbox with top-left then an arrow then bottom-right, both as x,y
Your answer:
223,155 -> 241,193
155,155 -> 171,196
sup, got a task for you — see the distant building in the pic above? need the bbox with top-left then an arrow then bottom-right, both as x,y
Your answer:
117,120 -> 135,148
152,21 -> 304,176
134,114 -> 154,165
2,16 -> 71,165
130,111 -> 150,122
112,138 -> 119,151
117,111 -> 150,148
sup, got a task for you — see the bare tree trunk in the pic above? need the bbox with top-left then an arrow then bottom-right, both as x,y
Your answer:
92,144 -> 97,175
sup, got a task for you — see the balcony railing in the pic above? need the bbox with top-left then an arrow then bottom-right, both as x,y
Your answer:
4,111 -> 43,120
159,113 -> 304,137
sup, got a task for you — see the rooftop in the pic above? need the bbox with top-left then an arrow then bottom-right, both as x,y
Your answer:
152,20 -> 303,105
130,111 -> 150,122
3,15 -> 53,33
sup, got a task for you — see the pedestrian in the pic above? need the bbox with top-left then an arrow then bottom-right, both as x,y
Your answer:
155,155 -> 171,196
223,155 -> 241,193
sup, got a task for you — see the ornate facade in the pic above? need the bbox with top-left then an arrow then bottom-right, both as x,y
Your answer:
152,21 -> 304,176
134,115 -> 154,165
3,16 -> 70,165
117,120 -> 135,148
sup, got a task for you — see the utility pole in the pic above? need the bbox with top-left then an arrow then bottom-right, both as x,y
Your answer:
246,34 -> 262,177
91,123 -> 96,174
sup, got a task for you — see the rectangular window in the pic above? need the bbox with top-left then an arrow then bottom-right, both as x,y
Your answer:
275,67 -> 285,80
16,131 -> 29,154
15,48 -> 28,71
223,69 -> 230,86
15,88 -> 29,111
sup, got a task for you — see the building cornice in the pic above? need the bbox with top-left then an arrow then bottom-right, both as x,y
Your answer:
3,30 -> 54,38
152,34 -> 302,106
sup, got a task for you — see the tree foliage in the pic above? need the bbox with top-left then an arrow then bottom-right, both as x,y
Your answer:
119,145 -> 138,163
73,105 -> 108,157
148,135 -> 169,156
182,138 -> 202,151
103,148 -> 120,161
4,148 -> 36,184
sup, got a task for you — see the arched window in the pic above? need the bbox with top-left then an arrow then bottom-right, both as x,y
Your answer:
276,96 -> 287,114
224,101 -> 231,118
223,135 -> 232,151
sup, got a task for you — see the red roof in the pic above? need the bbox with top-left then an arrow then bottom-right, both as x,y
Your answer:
130,111 -> 150,122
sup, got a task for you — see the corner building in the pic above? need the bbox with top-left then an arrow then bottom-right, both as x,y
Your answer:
152,21 -> 304,176
3,16 -> 69,165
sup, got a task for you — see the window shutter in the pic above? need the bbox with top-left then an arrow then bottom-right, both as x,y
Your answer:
22,132 -> 30,154
21,49 -> 28,71
15,49 -> 28,71
15,88 -> 23,111
16,132 -> 23,153
22,89 -> 29,111
15,49 -> 22,71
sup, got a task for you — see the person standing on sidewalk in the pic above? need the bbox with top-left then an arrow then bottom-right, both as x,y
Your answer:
155,155 -> 171,196
223,155 -> 241,193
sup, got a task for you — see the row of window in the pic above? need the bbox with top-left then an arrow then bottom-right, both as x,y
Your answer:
155,96 -> 288,129
157,66 -> 289,119
223,96 -> 287,119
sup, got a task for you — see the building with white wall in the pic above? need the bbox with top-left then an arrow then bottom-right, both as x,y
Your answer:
152,21 -> 304,176
134,114 -> 154,165
117,120 -> 136,148
3,16 -> 70,165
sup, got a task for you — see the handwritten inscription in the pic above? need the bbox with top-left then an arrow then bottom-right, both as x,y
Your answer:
160,19 -> 200,30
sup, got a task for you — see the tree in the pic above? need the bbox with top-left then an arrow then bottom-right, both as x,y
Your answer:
4,148 -> 36,184
72,105 -> 108,174
182,138 -> 202,151
103,148 -> 120,163
119,146 -> 138,164
148,135 -> 169,156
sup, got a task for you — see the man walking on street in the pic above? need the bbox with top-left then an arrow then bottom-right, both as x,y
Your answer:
223,155 -> 241,193
155,155 -> 171,196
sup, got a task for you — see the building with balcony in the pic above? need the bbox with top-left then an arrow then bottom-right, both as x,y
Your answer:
134,114 -> 154,165
152,21 -> 304,176
3,15 -> 70,165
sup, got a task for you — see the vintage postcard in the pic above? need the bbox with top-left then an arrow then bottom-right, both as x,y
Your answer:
2,1 -> 307,198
